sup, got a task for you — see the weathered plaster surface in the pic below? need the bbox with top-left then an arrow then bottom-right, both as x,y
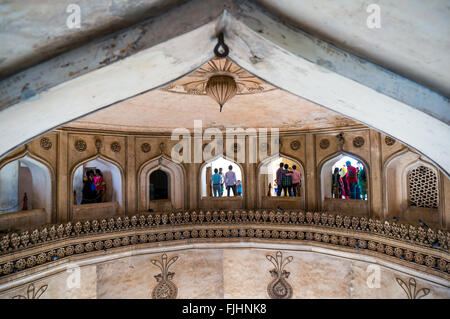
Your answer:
0,0 -> 448,176
0,246 -> 448,299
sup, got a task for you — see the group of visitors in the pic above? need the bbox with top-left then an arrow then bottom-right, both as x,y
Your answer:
211,165 -> 242,197
331,161 -> 367,200
274,163 -> 302,197
81,169 -> 106,204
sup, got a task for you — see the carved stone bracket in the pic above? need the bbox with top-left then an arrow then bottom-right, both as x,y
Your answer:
336,133 -> 345,150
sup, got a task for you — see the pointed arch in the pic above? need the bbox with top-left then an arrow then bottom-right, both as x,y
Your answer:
70,153 -> 125,219
318,150 -> 370,214
198,153 -> 245,199
1,3 -> 449,176
383,149 -> 442,227
137,154 -> 186,211
0,149 -> 56,224
256,153 -> 305,209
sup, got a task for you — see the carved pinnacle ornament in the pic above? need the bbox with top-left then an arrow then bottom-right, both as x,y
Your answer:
395,277 -> 430,299
150,253 -> 179,299
266,251 -> 293,299
12,283 -> 48,299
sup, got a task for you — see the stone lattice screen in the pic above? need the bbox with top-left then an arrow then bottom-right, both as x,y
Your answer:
408,166 -> 438,209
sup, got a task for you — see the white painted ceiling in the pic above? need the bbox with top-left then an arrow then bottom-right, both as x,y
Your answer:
65,86 -> 361,132
1,0 -> 448,96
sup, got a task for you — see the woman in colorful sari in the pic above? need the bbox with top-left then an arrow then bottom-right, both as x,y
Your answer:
94,169 -> 106,203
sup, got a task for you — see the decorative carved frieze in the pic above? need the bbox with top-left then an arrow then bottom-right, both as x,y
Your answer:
151,253 -> 179,299
0,211 -> 448,280
266,251 -> 293,299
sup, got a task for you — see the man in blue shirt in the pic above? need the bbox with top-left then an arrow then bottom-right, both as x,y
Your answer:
211,168 -> 222,197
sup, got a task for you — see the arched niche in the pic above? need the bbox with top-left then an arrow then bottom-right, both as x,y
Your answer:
200,155 -> 243,198
150,169 -> 169,200
383,150 -> 443,227
198,154 -> 244,210
257,154 -> 305,210
138,155 -> 185,212
319,152 -> 369,216
0,151 -> 55,230
1,6 -> 449,178
70,155 -> 124,220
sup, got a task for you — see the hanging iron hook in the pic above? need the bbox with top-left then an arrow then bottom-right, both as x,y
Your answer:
214,32 -> 229,58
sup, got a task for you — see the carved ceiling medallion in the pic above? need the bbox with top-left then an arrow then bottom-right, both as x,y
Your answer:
162,58 -> 276,111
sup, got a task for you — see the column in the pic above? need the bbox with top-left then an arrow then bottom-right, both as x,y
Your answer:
369,130 -> 383,218
57,131 -> 68,222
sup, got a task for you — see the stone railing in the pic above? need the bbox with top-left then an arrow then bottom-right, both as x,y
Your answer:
0,210 -> 449,280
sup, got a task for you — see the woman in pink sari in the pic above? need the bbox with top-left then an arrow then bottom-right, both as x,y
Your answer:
94,169 -> 106,203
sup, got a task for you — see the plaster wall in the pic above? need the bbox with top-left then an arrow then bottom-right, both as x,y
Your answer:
0,247 -> 447,299
0,126 -> 448,230
0,161 -> 19,213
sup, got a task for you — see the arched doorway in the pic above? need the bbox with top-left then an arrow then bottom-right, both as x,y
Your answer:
320,153 -> 369,216
1,7 -> 448,176
257,154 -> 305,210
138,156 -> 185,212
71,156 -> 124,220
0,153 -> 54,230
200,156 -> 243,198
150,169 -> 169,200
199,155 -> 244,210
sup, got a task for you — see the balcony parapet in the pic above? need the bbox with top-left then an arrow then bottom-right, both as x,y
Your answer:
0,210 -> 448,280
